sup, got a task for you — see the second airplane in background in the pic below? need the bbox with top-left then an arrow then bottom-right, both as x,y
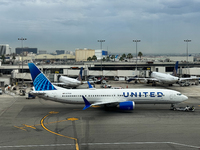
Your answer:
54,67 -> 95,88
54,67 -> 83,88
128,61 -> 199,86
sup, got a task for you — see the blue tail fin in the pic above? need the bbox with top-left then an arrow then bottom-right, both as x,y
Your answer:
77,67 -> 83,81
28,63 -> 57,91
172,61 -> 178,76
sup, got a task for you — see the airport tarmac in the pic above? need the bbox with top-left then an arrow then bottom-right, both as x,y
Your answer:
0,82 -> 200,150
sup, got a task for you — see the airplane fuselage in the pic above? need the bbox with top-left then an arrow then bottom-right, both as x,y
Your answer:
151,72 -> 179,84
31,88 -> 187,105
59,76 -> 81,87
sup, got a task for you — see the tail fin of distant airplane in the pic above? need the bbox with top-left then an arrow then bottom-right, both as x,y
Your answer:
28,63 -> 57,91
172,61 -> 178,76
77,67 -> 83,81
87,81 -> 96,89
115,55 -> 118,58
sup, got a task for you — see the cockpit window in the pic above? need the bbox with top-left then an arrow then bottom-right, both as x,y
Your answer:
177,93 -> 182,96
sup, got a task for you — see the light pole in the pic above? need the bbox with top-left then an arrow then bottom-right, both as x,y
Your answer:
18,37 -> 27,85
64,56 -> 67,65
97,40 -> 105,77
184,39 -> 191,74
133,39 -> 141,72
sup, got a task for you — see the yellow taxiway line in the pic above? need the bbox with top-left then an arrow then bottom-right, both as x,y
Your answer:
40,111 -> 79,150
14,111 -> 80,150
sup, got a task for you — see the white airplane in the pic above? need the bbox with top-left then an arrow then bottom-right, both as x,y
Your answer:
147,71 -> 180,86
56,67 -> 83,87
129,61 -> 199,86
28,63 -> 188,111
54,67 -> 97,88
54,67 -> 88,88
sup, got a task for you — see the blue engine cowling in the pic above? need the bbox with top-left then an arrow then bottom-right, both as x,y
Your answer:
118,101 -> 135,110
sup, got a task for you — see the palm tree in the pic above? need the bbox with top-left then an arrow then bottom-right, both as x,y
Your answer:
102,57 -> 106,62
119,57 -> 124,61
92,55 -> 97,61
87,57 -> 92,61
12,53 -> 16,60
111,55 -> 115,61
1,55 -> 5,64
127,53 -> 133,61
122,53 -> 126,59
106,56 -> 110,61
138,52 -> 143,60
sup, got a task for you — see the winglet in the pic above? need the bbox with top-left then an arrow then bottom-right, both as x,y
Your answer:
87,81 -> 93,89
82,96 -> 91,110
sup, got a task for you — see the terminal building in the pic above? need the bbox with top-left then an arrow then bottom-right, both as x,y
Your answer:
0,49 -> 199,87
0,61 -> 200,86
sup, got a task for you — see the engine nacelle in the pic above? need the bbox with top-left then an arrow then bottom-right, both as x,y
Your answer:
118,101 -> 135,110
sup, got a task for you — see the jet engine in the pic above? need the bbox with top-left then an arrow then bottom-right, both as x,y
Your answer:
118,101 -> 135,110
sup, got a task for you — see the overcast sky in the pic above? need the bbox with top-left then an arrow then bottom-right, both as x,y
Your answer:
0,0 -> 200,55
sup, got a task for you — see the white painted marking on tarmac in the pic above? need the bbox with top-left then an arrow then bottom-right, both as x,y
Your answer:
0,144 -> 74,148
83,142 -> 200,149
0,142 -> 199,149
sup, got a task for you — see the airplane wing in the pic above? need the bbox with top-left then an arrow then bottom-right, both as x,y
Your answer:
179,77 -> 199,81
82,81 -> 126,110
82,96 -> 126,110
145,78 -> 159,82
82,80 -> 95,84
92,97 -> 125,105
53,83 -> 66,85
129,77 -> 159,83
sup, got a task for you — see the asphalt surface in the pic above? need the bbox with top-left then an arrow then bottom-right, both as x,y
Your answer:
0,82 -> 200,150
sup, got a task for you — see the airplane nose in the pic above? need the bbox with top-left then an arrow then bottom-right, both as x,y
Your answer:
182,95 -> 188,101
